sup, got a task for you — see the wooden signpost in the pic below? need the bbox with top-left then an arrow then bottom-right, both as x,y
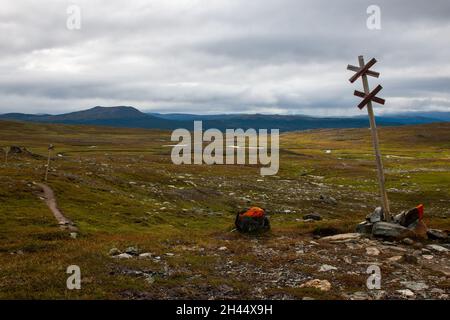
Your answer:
347,55 -> 391,221
44,144 -> 54,182
3,147 -> 8,165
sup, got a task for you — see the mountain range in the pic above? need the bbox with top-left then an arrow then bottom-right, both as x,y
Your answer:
1,106 -> 449,132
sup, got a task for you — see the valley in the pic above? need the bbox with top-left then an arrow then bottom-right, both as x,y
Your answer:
0,120 -> 449,299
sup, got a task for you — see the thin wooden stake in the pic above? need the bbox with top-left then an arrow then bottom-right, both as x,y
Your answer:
44,144 -> 54,182
358,55 -> 391,221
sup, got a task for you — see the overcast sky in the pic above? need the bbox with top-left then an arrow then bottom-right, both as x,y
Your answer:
1,0 -> 450,116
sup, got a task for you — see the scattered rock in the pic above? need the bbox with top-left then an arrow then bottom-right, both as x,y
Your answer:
320,233 -> 361,242
412,249 -> 422,257
9,146 -> 23,154
403,254 -> 418,264
109,248 -> 121,256
145,275 -> 155,284
412,242 -> 423,249
426,244 -> 448,253
356,221 -> 373,234
367,207 -> 383,223
387,254 -> 418,264
422,255 -> 433,260
371,290 -> 387,300
300,279 -> 331,291
218,284 -> 234,294
139,253 -> 152,258
125,246 -> 139,256
116,253 -> 133,259
422,261 -> 450,276
397,289 -> 415,298
366,247 -> 380,256
343,256 -> 352,264
218,246 -> 228,251
400,281 -> 429,291
387,255 -> 403,263
69,232 -> 77,239
427,229 -> 448,240
319,264 -> 338,272
383,245 -> 407,252
402,238 -> 414,245
348,291 -> 370,300
372,222 -> 415,240
431,288 -> 445,295
303,213 -> 322,221
319,195 -> 337,205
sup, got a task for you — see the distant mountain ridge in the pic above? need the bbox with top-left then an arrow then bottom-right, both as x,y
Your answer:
1,106 -> 449,132
0,106 -> 186,130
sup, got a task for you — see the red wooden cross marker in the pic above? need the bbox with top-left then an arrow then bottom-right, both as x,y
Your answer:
348,58 -> 379,83
354,84 -> 385,109
347,55 -> 391,221
354,86 -> 385,107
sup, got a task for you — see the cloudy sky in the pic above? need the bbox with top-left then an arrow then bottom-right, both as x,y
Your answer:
1,0 -> 450,116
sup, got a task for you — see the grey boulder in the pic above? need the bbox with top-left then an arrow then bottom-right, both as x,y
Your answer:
372,222 -> 415,240
427,229 -> 448,240
303,213 -> 322,221
356,221 -> 373,234
366,207 -> 383,223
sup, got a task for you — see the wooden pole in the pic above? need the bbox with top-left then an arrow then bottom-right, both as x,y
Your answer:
44,146 -> 53,182
358,55 -> 391,221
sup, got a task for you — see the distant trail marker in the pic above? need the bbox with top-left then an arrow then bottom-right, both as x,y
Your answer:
347,55 -> 391,221
44,144 -> 54,182
3,147 -> 8,165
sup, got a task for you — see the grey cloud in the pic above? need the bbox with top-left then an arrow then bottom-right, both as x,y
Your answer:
0,0 -> 449,116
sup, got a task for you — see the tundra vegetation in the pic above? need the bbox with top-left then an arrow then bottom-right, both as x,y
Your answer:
0,120 -> 449,299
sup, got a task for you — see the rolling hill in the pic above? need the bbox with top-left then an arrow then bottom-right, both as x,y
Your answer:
1,106 -> 449,132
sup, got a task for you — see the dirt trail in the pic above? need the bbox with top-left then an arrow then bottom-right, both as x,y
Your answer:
35,182 -> 78,232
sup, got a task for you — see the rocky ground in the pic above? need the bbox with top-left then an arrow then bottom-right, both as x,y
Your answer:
0,121 -> 448,299
108,230 -> 449,300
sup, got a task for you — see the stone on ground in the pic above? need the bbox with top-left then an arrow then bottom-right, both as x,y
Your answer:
116,253 -> 133,259
366,207 -> 383,223
320,233 -> 361,242
356,221 -> 373,234
303,213 -> 322,221
109,248 -> 121,256
319,264 -> 338,272
319,195 -> 337,205
397,289 -> 415,298
426,244 -> 448,253
125,246 -> 139,256
402,238 -> 414,245
300,279 -> 331,291
400,281 -> 429,291
365,247 -> 381,256
372,222 -> 415,240
427,229 -> 448,240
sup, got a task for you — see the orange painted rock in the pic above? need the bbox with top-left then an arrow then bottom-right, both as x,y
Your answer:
235,207 -> 270,233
